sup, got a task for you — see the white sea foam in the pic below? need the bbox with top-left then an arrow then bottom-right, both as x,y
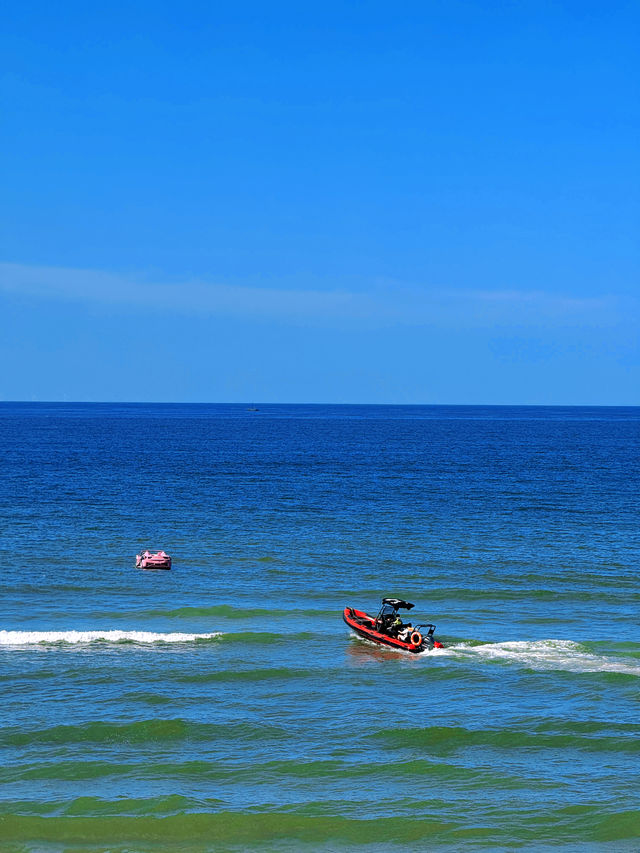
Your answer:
437,639 -> 640,676
350,633 -> 640,676
0,630 -> 222,646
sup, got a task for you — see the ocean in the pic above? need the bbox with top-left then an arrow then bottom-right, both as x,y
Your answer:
1,403 -> 638,852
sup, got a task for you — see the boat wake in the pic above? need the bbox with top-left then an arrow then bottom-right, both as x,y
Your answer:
0,630 -> 222,647
434,639 -> 640,676
350,633 -> 640,676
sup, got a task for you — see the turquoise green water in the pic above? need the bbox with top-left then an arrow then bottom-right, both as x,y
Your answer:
1,404 -> 639,851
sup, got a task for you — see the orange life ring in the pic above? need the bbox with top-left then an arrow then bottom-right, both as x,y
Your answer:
410,631 -> 422,646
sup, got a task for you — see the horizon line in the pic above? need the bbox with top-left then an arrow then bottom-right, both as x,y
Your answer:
1,401 -> 638,408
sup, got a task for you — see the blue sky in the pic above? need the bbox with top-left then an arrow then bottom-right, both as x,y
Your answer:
1,0 -> 638,403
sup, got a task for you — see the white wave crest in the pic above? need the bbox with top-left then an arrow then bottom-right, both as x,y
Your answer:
0,630 -> 222,646
438,639 -> 640,676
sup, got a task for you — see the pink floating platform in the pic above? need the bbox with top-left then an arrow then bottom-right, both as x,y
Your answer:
135,550 -> 172,570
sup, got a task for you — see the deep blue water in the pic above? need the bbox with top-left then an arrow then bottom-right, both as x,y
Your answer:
1,404 -> 639,851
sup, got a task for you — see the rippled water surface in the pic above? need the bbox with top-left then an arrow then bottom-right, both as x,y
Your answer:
1,403 -> 639,851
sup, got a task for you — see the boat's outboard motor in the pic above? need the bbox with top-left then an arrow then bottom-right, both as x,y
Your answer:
416,623 -> 444,650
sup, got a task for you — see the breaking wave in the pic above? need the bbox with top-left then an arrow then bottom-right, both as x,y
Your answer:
0,630 -> 221,646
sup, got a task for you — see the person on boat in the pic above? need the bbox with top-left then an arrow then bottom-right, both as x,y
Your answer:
397,623 -> 414,641
390,614 -> 403,635
376,613 -> 394,634
390,615 -> 415,638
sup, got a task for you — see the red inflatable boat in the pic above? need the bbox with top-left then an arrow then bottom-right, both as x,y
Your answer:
343,598 -> 443,653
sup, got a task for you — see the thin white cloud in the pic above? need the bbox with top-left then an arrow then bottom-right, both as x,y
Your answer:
0,261 -> 635,330
0,262 -> 356,319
